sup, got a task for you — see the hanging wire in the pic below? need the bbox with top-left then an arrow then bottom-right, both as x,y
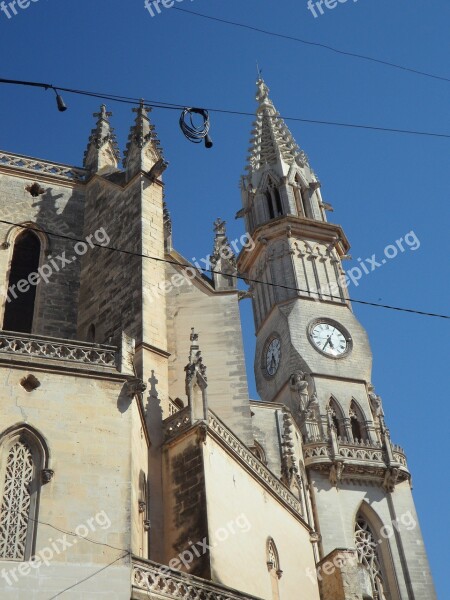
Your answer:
179,108 -> 213,148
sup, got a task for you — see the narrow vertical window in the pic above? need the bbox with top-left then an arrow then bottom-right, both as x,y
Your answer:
273,188 -> 283,216
3,230 -> 41,333
0,440 -> 34,560
0,427 -> 47,561
349,403 -> 367,442
266,191 -> 275,219
267,538 -> 282,600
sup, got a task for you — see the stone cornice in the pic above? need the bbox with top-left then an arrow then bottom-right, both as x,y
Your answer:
237,216 -> 350,274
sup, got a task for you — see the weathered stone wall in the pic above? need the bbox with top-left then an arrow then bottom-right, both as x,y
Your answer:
162,430 -> 210,579
165,262 -> 253,447
0,168 -> 85,339
0,359 -> 134,599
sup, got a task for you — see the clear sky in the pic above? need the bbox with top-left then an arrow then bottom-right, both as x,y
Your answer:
0,0 -> 448,595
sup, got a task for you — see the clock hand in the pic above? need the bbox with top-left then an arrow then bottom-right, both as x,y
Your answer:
322,336 -> 332,351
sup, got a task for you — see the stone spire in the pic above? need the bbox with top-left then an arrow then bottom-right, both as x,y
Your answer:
83,105 -> 120,174
123,100 -> 166,181
210,219 -> 237,290
245,78 -> 309,178
184,328 -> 208,421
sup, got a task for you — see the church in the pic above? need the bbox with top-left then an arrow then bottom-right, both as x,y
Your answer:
0,79 -> 436,599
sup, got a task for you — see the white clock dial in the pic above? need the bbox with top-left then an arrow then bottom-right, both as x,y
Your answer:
265,338 -> 281,376
310,322 -> 349,357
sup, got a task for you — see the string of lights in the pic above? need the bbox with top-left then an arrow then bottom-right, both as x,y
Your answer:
0,77 -> 449,140
0,220 -> 448,320
174,7 -> 450,85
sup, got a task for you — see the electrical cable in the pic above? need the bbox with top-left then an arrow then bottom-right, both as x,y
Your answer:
173,7 -> 450,85
0,220 -> 448,320
46,552 -> 130,600
0,78 -> 449,140
28,516 -> 129,553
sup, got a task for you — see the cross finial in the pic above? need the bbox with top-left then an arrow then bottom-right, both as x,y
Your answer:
93,104 -> 112,120
213,218 -> 226,235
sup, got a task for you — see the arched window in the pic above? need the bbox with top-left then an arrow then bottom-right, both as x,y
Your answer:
293,175 -> 311,218
355,516 -> 388,600
138,471 -> 149,558
252,441 -> 267,465
3,230 -> 41,333
266,190 -> 275,219
264,179 -> 283,220
266,538 -> 282,600
87,324 -> 96,342
349,402 -> 367,443
328,398 -> 347,440
0,426 -> 48,560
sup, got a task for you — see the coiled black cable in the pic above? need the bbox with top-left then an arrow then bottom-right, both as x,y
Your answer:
179,107 -> 213,148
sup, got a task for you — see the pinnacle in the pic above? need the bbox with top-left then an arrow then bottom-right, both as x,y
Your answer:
245,78 -> 309,176
83,104 -> 120,169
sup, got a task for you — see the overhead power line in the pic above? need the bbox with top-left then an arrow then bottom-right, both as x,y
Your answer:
0,78 -> 449,140
0,220 -> 448,321
174,8 -> 450,85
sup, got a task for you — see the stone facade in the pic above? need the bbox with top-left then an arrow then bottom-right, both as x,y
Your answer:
0,80 -> 436,600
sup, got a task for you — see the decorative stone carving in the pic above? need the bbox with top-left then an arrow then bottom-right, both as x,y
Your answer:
41,469 -> 54,484
383,467 -> 399,493
20,374 -> 40,392
132,557 -> 262,599
126,377 -> 147,397
25,182 -> 45,197
329,460 -> 344,487
0,150 -> 86,181
0,441 -> 33,560
0,333 -> 116,368
210,219 -> 237,290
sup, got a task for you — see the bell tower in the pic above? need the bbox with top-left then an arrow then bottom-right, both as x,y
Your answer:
238,79 -> 437,600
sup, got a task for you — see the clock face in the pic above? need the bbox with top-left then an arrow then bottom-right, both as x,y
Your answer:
265,337 -> 281,376
310,321 -> 350,357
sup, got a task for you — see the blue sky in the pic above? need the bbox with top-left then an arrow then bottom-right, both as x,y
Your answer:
0,0 -> 448,594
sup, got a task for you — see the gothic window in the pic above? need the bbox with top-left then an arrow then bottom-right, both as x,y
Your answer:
252,441 -> 267,465
3,230 -> 41,333
266,190 -> 275,219
138,471 -> 149,558
266,538 -> 282,600
355,517 -> 388,600
87,324 -> 96,342
264,179 -> 283,219
293,175 -> 311,218
0,427 -> 46,561
328,399 -> 347,440
349,402 -> 368,443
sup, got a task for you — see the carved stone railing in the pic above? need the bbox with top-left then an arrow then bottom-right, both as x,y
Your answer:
0,331 -> 116,368
163,406 -> 192,441
207,411 -> 303,516
0,150 -> 86,182
168,398 -> 182,416
132,557 -> 263,600
303,435 -> 409,484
